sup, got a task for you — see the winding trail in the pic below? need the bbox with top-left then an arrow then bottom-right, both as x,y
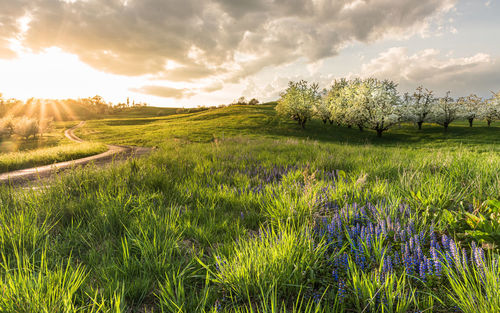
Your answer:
0,121 -> 151,186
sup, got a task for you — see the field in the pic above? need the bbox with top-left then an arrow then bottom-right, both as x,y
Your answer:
0,104 -> 499,312
0,121 -> 107,173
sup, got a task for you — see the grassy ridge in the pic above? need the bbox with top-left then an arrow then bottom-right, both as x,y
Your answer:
77,104 -> 500,150
0,141 -> 108,173
0,130 -> 498,311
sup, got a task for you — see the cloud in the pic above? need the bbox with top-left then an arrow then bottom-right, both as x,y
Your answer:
0,0 -> 457,85
358,47 -> 500,96
130,85 -> 194,99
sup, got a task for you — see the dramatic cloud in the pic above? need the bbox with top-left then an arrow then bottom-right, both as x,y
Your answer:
0,0 -> 457,94
358,47 -> 500,96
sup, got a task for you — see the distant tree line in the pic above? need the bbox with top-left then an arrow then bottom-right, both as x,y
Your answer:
276,79 -> 500,137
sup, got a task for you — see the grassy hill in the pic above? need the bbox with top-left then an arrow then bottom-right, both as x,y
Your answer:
79,103 -> 500,150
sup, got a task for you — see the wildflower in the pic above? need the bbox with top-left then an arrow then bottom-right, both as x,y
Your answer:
462,248 -> 468,268
419,260 -> 427,281
338,280 -> 347,303
441,234 -> 449,249
332,269 -> 339,282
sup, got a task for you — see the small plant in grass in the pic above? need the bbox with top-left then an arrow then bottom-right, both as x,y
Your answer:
348,261 -> 415,313
211,225 -> 327,303
443,241 -> 500,313
0,244 -> 87,312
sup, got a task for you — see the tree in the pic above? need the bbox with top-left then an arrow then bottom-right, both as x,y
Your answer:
233,96 -> 248,105
430,91 -> 459,131
13,117 -> 39,139
0,116 -> 14,137
89,95 -> 109,114
314,90 -> 332,124
325,79 -> 350,126
248,98 -> 260,105
480,92 -> 500,126
348,78 -> 402,137
276,80 -> 320,129
460,94 -> 483,127
404,86 -> 434,130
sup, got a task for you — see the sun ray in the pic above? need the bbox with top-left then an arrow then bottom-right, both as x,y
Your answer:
48,100 -> 63,122
3,98 -> 25,117
57,99 -> 78,121
24,98 -> 38,118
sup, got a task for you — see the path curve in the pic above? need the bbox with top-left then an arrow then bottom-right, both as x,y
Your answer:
0,121 -> 151,186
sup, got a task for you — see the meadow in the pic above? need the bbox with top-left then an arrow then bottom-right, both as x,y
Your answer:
0,121 -> 107,173
0,104 -> 499,312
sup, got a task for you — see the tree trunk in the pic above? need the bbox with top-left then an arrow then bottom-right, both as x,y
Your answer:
301,119 -> 306,129
443,122 -> 449,131
329,119 -> 334,125
417,121 -> 423,130
376,129 -> 383,137
468,118 -> 473,127
322,119 -> 327,124
347,125 -> 352,129
358,125 -> 364,132
487,120 -> 491,127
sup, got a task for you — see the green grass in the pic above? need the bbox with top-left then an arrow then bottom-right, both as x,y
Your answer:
0,104 -> 498,312
0,121 -> 78,153
77,104 -> 499,151
0,141 -> 108,173
0,120 -> 107,173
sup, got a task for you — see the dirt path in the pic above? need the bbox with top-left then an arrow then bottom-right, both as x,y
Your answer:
0,121 -> 152,186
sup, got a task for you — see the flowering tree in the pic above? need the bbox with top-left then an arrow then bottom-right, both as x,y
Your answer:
460,94 -> 483,127
429,91 -> 460,131
344,78 -> 369,131
13,117 -> 39,139
480,92 -> 500,126
340,78 -> 401,137
275,80 -> 320,129
404,86 -> 434,130
0,116 -> 14,137
325,79 -> 351,126
314,92 -> 332,124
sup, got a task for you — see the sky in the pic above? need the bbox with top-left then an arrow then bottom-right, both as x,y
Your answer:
0,0 -> 499,107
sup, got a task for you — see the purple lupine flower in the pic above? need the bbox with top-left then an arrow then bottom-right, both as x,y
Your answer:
419,261 -> 427,281
337,280 -> 347,303
462,248 -> 468,268
474,246 -> 485,269
426,257 -> 433,276
332,269 -> 339,281
449,239 -> 459,264
442,234 -> 449,249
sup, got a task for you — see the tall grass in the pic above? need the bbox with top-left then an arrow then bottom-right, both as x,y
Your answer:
0,142 -> 107,173
0,133 -> 498,311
